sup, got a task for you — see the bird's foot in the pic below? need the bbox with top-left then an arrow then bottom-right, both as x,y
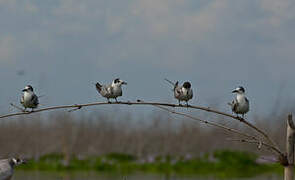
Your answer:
236,115 -> 243,121
22,108 -> 31,113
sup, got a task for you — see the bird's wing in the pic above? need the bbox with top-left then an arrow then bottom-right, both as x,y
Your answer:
31,94 -> 39,106
245,97 -> 249,103
104,85 -> 112,95
174,86 -> 182,97
228,99 -> 238,111
0,160 -> 12,179
245,97 -> 250,111
0,159 -> 9,165
20,95 -> 24,105
188,89 -> 193,99
232,98 -> 239,112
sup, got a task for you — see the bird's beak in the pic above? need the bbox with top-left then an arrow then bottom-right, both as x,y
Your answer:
22,159 -> 27,164
22,89 -> 26,92
122,81 -> 127,85
232,90 -> 238,93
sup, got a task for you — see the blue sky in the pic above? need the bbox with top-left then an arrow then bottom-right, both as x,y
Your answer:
0,0 -> 294,116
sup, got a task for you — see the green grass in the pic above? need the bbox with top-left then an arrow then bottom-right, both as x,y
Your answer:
18,150 -> 283,178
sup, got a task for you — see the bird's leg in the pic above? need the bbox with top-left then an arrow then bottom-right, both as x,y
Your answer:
115,98 -> 118,103
236,114 -> 243,120
107,98 -> 111,103
31,108 -> 34,112
178,100 -> 181,106
186,101 -> 189,107
23,108 -> 27,112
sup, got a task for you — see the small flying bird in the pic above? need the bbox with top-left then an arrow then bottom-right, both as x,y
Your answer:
20,85 -> 39,112
165,79 -> 193,106
0,158 -> 26,180
228,86 -> 249,118
95,78 -> 127,102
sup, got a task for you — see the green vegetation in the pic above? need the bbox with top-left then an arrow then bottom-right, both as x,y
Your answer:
18,150 -> 282,178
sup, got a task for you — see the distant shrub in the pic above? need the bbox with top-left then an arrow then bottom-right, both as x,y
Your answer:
105,153 -> 136,162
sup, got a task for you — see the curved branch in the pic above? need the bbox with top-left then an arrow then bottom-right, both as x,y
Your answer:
1,100 -> 281,154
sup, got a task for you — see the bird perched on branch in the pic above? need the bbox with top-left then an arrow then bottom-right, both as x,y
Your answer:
20,85 -> 39,112
228,86 -> 249,118
95,78 -> 127,102
165,79 -> 193,106
0,158 -> 26,180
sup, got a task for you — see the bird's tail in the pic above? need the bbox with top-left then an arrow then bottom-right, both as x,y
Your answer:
95,82 -> 102,92
38,94 -> 46,98
174,81 -> 179,90
165,78 -> 178,92
164,78 -> 175,86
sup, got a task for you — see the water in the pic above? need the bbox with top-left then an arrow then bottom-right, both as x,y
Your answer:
13,171 -> 280,180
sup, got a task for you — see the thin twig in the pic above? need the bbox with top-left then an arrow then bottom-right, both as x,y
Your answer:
150,104 -> 284,157
3,100 -> 281,154
227,138 -> 283,157
153,104 -> 257,140
10,103 -> 26,112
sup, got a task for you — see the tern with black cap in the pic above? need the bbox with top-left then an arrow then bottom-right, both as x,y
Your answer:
165,79 -> 193,106
95,78 -> 127,102
228,86 -> 249,118
20,85 -> 39,112
0,158 -> 26,180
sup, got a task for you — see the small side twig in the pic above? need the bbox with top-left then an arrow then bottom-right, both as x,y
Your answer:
227,138 -> 283,157
10,103 -> 28,113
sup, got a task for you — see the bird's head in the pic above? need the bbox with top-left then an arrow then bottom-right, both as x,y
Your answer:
11,158 -> 27,166
232,86 -> 245,94
113,78 -> 127,86
22,85 -> 34,92
183,82 -> 191,89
